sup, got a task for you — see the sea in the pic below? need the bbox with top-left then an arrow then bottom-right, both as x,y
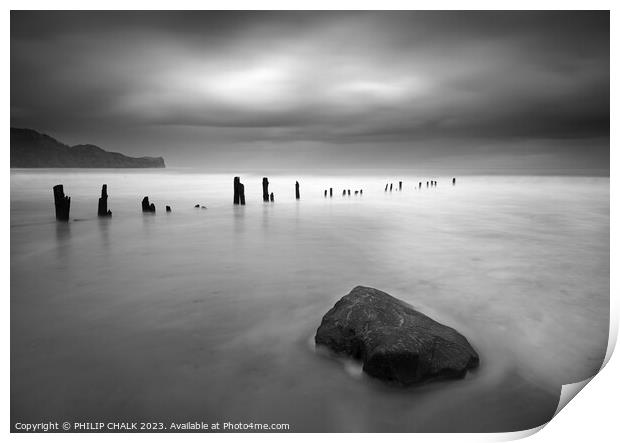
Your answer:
10,169 -> 610,432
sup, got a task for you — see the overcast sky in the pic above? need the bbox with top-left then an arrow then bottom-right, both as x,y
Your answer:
11,11 -> 609,172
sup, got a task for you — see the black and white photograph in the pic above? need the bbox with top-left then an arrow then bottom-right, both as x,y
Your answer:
8,6 -> 612,435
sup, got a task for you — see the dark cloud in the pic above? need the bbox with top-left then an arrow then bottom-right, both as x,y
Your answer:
10,11 -> 609,170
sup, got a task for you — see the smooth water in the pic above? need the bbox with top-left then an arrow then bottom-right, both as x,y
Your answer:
11,170 -> 609,432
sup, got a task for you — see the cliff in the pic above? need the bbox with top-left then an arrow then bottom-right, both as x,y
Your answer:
10,128 -> 165,168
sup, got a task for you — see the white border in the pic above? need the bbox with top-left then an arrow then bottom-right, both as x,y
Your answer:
4,2 -> 616,441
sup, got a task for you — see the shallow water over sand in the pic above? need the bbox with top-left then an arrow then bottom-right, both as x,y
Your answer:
11,170 -> 609,432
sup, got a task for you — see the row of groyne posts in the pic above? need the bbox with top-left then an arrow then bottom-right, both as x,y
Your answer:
384,178 -> 455,192
52,183 -> 173,221
52,176 -> 457,221
53,183 -> 119,221
52,176 -> 286,221
324,188 -> 363,197
232,176 -> 281,205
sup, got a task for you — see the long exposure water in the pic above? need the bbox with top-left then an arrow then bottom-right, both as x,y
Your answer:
10,169 -> 609,432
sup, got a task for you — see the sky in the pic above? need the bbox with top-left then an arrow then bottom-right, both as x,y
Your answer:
11,11 -> 609,172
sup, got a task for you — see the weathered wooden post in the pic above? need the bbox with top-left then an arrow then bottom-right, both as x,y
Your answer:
389,183 -> 393,192
419,182 -> 422,189
262,177 -> 270,202
234,177 -> 240,204
342,189 -> 346,196
355,191 -> 359,195
166,205 -> 171,213
142,196 -> 155,213
329,188 -> 333,198
347,189 -> 351,196
426,181 -> 429,188
295,181 -> 300,200
385,184 -> 388,192
399,181 -> 402,191
239,182 -> 245,205
452,177 -> 456,185
270,192 -> 274,202
53,184 -> 70,221
360,190 -> 363,195
233,177 -> 246,205
324,190 -> 327,197
97,184 -> 112,217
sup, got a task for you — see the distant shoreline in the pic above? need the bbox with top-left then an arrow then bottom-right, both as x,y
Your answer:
9,167 -> 609,178
10,128 -> 165,169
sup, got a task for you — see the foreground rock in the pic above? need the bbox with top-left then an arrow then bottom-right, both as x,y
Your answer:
315,286 -> 479,386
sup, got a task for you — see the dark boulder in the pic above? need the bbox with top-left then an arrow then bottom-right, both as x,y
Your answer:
315,286 -> 479,386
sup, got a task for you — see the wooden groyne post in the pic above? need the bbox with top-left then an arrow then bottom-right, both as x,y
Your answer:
262,177 -> 270,202
97,184 -> 112,217
234,177 -> 240,204
329,188 -> 333,198
399,181 -> 402,191
53,184 -> 70,221
234,177 -> 246,205
453,177 -> 456,185
141,196 -> 156,213
270,192 -> 274,202
295,181 -> 300,200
